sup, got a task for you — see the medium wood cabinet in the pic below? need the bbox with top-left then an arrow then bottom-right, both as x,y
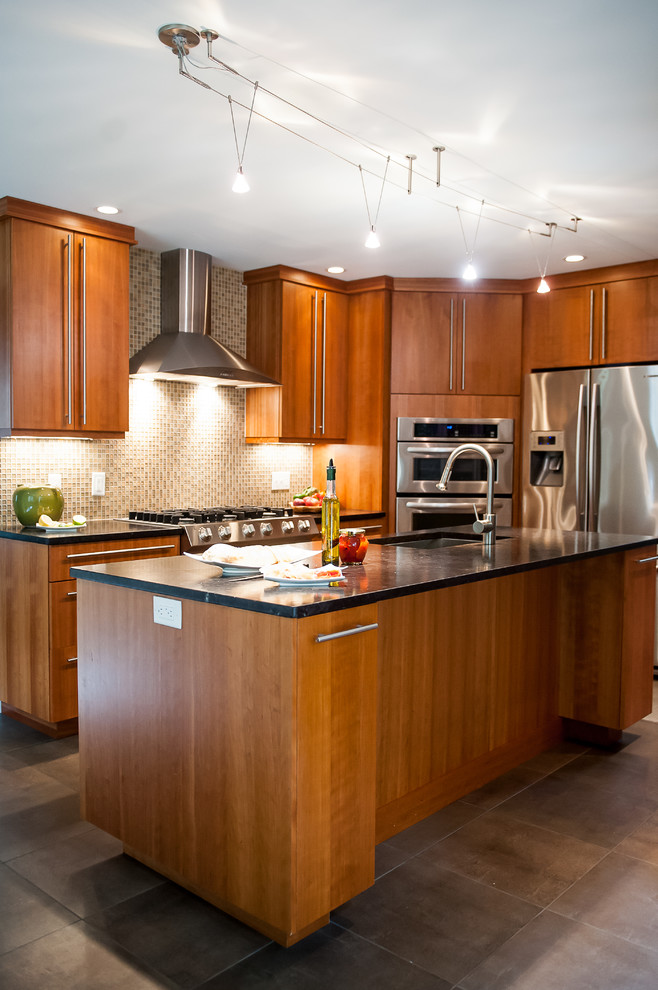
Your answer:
391,290 -> 522,395
0,533 -> 180,735
523,275 -> 658,371
244,269 -> 348,442
0,198 -> 135,437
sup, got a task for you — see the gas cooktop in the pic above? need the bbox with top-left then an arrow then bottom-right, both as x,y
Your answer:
122,505 -> 320,550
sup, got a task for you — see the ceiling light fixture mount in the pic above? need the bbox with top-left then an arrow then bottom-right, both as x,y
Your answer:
158,23 -> 201,55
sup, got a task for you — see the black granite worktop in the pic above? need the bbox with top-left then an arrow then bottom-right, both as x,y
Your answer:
70,527 -> 658,618
0,519 -> 182,546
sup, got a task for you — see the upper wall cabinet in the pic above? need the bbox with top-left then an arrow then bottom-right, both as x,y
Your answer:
244,268 -> 348,442
0,197 -> 135,438
391,290 -> 523,396
523,273 -> 658,372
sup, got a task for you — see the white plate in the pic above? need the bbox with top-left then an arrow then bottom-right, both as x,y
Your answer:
183,552 -> 263,575
36,523 -> 87,530
262,574 -> 346,587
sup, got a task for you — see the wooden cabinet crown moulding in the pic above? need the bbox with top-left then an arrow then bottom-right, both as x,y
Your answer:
0,196 -> 136,439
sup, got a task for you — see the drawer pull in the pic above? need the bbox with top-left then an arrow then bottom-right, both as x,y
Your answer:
635,554 -> 658,564
66,657 -> 78,664
67,591 -> 77,597
315,622 -> 378,644
65,544 -> 177,560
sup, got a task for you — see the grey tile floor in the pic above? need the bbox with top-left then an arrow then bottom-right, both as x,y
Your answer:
2,696 -> 658,989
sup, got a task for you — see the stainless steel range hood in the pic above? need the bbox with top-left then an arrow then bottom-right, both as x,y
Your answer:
129,249 -> 279,387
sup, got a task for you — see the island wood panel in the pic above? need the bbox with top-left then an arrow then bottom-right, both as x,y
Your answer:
375,571 -> 564,841
620,547 -> 657,726
557,548 -> 656,729
0,539 -> 50,719
313,287 -> 392,519
77,582 -> 377,945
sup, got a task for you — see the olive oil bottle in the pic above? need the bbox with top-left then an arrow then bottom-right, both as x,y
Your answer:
321,458 -> 340,565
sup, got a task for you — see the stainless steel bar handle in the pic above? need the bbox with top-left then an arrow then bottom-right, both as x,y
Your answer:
81,237 -> 87,424
461,298 -> 466,391
315,622 -> 378,643
312,291 -> 318,434
65,235 -> 73,424
575,383 -> 587,530
407,445 -> 505,456
67,657 -> 78,664
589,289 -> 594,362
587,381 -> 601,530
449,298 -> 454,391
405,500 -> 508,510
65,544 -> 177,560
321,292 -> 327,434
600,287 -> 607,361
635,554 -> 658,564
66,591 -> 77,597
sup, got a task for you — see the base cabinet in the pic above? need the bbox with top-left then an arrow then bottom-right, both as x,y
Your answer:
0,534 -> 180,735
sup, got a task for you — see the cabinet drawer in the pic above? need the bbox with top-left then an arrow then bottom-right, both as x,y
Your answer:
49,536 -> 180,581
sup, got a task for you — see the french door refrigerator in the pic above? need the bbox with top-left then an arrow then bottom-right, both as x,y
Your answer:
522,364 -> 658,536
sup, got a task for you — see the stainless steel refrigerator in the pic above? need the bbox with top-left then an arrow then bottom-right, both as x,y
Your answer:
522,364 -> 658,536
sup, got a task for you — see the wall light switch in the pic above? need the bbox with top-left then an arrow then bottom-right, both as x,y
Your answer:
271,471 -> 290,491
48,472 -> 62,488
91,472 -> 106,496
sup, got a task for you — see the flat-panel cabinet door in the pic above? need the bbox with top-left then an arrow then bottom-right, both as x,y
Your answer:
523,286 -> 594,371
459,293 -> 522,395
391,292 -> 454,393
10,220 -> 73,432
314,289 -> 347,440
76,235 -> 129,433
280,283 -> 315,439
594,277 -> 658,366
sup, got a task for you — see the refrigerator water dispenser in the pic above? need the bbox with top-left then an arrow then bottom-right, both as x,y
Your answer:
529,431 -> 564,487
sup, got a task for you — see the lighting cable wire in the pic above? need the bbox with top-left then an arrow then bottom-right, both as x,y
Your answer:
176,43 -> 576,237
214,32 -> 581,223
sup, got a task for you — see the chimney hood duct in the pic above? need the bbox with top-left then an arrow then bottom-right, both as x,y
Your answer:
129,249 -> 279,387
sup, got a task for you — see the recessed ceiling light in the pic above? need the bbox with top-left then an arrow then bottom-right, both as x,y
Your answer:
96,205 -> 120,215
563,254 -> 585,263
327,266 -> 345,274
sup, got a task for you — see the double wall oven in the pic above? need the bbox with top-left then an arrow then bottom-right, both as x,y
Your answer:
396,417 -> 515,533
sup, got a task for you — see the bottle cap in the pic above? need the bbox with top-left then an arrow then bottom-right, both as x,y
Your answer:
326,458 -> 336,481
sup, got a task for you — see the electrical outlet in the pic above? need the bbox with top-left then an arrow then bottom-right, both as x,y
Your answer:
153,596 -> 182,629
91,472 -> 105,496
271,471 -> 290,491
48,472 -> 62,488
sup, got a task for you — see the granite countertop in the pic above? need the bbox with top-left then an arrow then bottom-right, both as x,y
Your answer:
0,519 -> 182,545
71,527 -> 658,618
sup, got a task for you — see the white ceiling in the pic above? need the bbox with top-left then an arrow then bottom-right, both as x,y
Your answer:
2,0 -> 657,281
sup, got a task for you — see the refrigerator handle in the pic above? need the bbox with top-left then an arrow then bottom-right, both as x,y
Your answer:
575,383 -> 588,529
588,381 -> 601,530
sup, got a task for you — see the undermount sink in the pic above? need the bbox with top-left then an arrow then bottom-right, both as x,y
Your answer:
386,535 -> 511,550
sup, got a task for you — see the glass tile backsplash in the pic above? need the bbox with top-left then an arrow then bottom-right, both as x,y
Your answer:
0,248 -> 311,525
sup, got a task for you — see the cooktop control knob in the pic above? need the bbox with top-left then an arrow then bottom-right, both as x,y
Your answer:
198,526 -> 213,542
298,519 -> 311,531
242,523 -> 256,538
218,525 -> 231,539
282,519 -> 294,534
260,522 -> 273,536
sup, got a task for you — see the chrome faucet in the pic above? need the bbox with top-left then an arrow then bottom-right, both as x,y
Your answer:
436,443 -> 497,546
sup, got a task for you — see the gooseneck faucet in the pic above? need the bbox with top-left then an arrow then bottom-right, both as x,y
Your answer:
436,443 -> 497,546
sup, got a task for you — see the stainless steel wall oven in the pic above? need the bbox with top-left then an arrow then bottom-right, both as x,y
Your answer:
396,417 -> 515,532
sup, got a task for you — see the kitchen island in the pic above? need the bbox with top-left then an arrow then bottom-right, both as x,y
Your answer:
73,529 -> 657,945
